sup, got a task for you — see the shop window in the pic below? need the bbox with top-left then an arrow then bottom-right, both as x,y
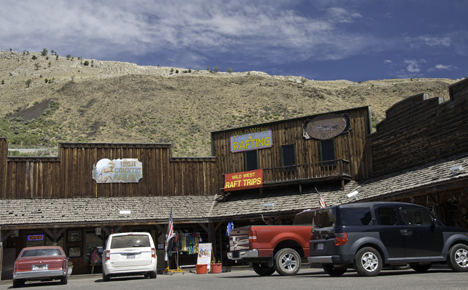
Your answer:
245,150 -> 258,171
281,144 -> 296,170
320,138 -> 336,166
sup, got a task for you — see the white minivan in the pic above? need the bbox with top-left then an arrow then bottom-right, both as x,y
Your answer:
102,232 -> 157,281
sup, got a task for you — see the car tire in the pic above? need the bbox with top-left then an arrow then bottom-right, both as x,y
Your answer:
410,263 -> 431,272
447,243 -> 468,272
13,279 -> 24,288
252,263 -> 276,276
273,248 -> 301,276
148,271 -> 157,279
102,271 -> 110,281
322,264 -> 347,277
353,247 -> 382,277
61,275 -> 68,285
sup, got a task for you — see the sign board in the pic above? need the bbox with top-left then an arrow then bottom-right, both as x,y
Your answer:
92,158 -> 143,183
224,169 -> 263,191
197,243 -> 212,270
303,113 -> 350,140
27,234 -> 44,242
230,127 -> 272,153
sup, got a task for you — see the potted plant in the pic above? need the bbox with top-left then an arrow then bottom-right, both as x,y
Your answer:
67,260 -> 73,276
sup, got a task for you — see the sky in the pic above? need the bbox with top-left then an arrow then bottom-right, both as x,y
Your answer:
1,0 -> 467,82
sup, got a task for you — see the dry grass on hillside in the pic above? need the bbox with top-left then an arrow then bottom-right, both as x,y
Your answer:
0,50 -> 461,156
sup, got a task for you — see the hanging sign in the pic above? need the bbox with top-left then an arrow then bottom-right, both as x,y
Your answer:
28,234 -> 44,241
224,169 -> 263,191
230,127 -> 272,153
197,243 -> 212,269
92,158 -> 143,183
303,113 -> 350,140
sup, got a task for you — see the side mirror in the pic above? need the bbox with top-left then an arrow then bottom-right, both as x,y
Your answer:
432,218 -> 438,226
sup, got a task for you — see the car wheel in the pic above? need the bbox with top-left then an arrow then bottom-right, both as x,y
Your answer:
447,243 -> 468,272
353,247 -> 382,277
273,248 -> 301,276
252,263 -> 276,276
102,271 -> 110,281
13,279 -> 24,288
148,271 -> 157,279
322,264 -> 347,277
410,263 -> 431,272
61,275 -> 68,285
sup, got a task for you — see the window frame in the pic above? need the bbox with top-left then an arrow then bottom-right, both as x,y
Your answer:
281,144 -> 296,170
244,149 -> 258,171
320,138 -> 336,166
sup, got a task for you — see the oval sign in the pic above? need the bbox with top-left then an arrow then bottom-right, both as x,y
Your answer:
303,114 -> 347,140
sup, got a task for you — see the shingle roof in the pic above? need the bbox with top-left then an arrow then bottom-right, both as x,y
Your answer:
1,152 -> 467,228
0,195 -> 214,228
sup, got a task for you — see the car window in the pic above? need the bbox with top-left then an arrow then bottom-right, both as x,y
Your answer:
400,207 -> 433,225
377,207 -> 398,225
21,249 -> 62,257
311,208 -> 337,228
341,207 -> 372,226
110,235 -> 151,249
293,210 -> 314,225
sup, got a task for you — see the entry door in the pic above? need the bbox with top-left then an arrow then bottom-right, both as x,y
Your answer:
375,206 -> 405,258
1,248 -> 16,280
400,207 -> 444,257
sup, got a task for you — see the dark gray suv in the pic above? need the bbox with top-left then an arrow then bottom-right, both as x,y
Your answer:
307,202 -> 468,276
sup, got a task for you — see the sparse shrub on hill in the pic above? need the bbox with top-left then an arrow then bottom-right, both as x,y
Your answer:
84,61 -> 89,66
227,67 -> 233,73
25,79 -> 31,87
214,66 -> 219,72
41,48 -> 48,56
31,55 -> 37,60
66,54 -> 71,60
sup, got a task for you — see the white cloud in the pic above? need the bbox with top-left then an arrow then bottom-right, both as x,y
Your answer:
427,64 -> 458,72
405,60 -> 425,73
409,35 -> 452,48
384,60 -> 392,64
0,0 -> 386,67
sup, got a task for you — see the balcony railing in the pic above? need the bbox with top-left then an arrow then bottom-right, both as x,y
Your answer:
221,159 -> 351,195
262,159 -> 351,185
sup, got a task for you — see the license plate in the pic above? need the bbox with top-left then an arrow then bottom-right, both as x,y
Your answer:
32,264 -> 49,270
317,243 -> 324,251
232,251 -> 240,258
126,254 -> 135,259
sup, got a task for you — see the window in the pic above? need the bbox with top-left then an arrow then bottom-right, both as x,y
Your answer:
282,144 -> 296,169
401,207 -> 433,225
245,150 -> 258,171
341,207 -> 372,226
377,207 -> 398,225
320,138 -> 336,165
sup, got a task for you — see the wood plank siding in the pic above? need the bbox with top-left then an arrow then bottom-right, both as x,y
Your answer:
211,107 -> 373,189
370,79 -> 468,177
0,143 -> 216,199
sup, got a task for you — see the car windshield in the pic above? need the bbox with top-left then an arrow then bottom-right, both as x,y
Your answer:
21,249 -> 62,257
311,208 -> 337,228
110,235 -> 150,249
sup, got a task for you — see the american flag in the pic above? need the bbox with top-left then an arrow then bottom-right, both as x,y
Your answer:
164,208 -> 174,261
316,187 -> 327,208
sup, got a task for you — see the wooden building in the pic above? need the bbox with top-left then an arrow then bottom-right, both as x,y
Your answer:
1,78 -> 468,279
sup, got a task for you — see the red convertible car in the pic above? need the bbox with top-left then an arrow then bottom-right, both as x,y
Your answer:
13,246 -> 68,287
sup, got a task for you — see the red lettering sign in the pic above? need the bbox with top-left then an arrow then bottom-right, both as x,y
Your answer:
224,169 -> 263,192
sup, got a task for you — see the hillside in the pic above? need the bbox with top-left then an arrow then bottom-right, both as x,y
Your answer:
0,50 -> 461,157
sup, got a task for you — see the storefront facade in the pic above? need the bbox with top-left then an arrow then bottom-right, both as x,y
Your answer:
1,78 -> 468,279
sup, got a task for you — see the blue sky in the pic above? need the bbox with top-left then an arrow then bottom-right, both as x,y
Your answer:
1,0 -> 467,82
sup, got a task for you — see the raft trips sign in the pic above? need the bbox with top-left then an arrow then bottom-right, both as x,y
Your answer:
92,158 -> 143,183
230,127 -> 272,153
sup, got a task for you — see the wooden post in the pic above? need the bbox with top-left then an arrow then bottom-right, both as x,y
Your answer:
0,227 -> 3,281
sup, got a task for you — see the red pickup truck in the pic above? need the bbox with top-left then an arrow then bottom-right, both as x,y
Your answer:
227,210 -> 314,276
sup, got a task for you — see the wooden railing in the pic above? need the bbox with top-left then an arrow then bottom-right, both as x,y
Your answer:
262,159 -> 351,185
